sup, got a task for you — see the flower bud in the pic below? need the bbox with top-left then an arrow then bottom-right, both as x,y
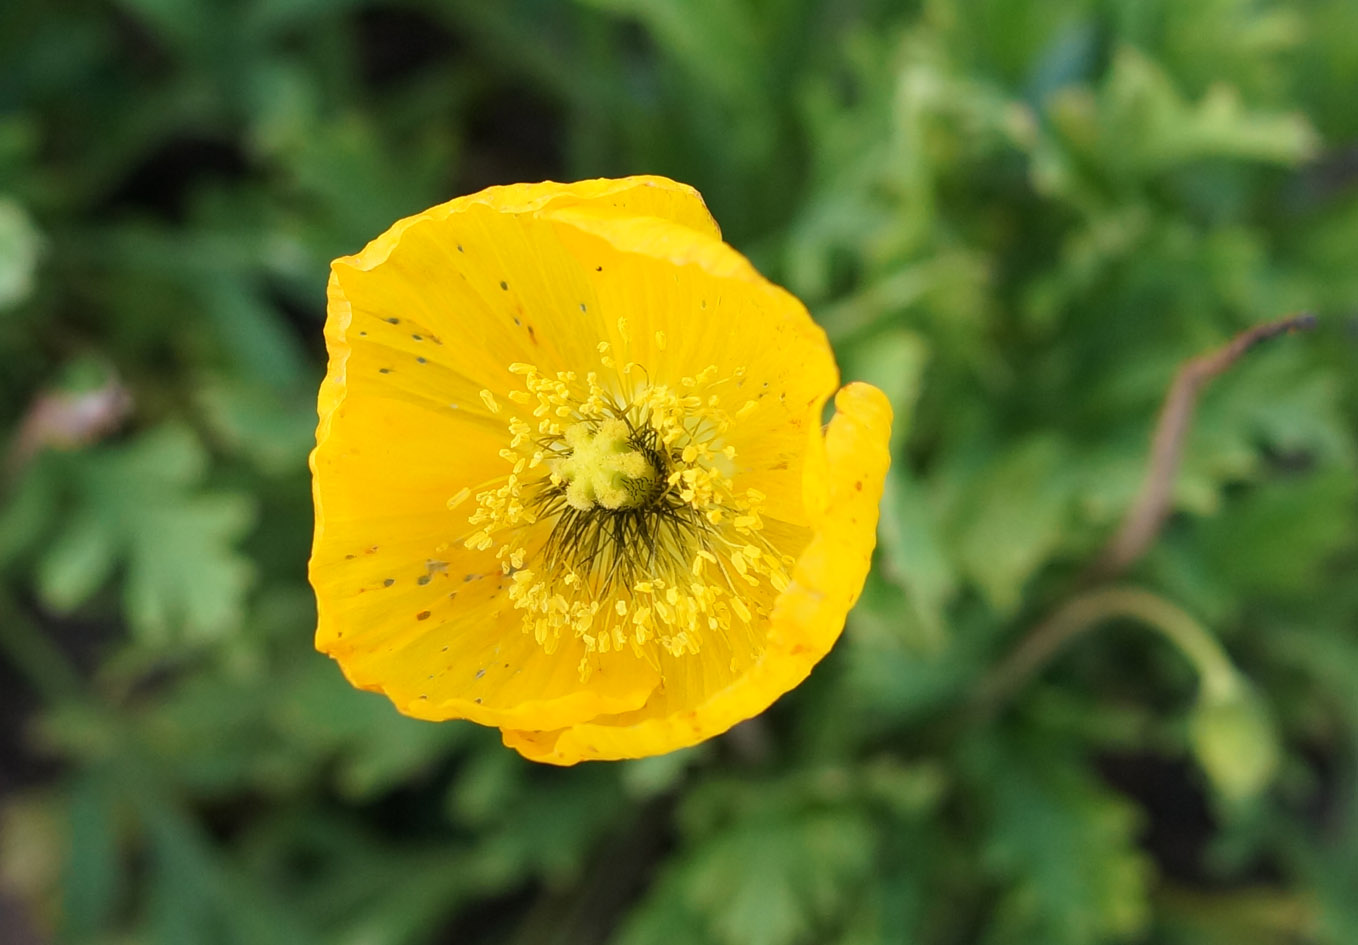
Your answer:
1188,681 -> 1280,803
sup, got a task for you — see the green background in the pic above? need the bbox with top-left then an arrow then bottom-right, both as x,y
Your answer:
2,1 -> 1357,943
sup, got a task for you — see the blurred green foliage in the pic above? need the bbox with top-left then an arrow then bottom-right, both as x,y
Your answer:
2,1 -> 1357,943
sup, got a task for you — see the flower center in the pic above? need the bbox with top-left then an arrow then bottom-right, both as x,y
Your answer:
556,419 -> 662,511
464,335 -> 791,678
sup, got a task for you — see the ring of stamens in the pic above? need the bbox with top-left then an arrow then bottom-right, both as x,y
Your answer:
463,336 -> 791,679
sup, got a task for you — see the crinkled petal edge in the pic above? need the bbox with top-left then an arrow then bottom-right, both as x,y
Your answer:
337,176 -> 717,275
309,270 -> 351,558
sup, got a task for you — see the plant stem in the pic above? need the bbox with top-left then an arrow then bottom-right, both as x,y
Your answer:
1091,312 -> 1318,578
973,585 -> 1239,718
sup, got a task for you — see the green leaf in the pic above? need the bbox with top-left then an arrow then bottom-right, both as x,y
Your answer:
690,808 -> 875,945
58,774 -> 122,939
1197,469 -> 1358,598
38,425 -> 257,642
841,328 -> 928,452
968,732 -> 1153,945
139,794 -> 318,945
619,746 -> 703,799
951,435 -> 1074,614
832,863 -> 926,945
35,509 -> 116,612
122,496 -> 256,645
1047,46 -> 1319,186
193,271 -> 311,391
576,0 -> 764,105
0,195 -> 42,310
476,765 -> 630,884
622,805 -> 877,945
282,657 -> 467,800
196,376 -> 316,475
873,470 -> 955,650
0,460 -> 58,566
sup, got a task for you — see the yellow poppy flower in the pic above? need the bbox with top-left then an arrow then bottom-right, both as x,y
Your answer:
310,176 -> 891,764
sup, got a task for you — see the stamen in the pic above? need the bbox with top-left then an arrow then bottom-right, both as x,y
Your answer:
466,346 -> 788,677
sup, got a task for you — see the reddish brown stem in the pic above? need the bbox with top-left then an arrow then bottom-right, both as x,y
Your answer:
1089,312 -> 1318,579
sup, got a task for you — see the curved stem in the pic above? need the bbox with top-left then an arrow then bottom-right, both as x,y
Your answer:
973,585 -> 1238,718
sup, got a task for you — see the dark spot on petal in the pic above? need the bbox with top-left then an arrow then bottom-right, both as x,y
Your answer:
595,265 -> 603,272
854,480 -> 863,491
417,574 -> 431,586
513,316 -> 521,325
499,280 -> 508,290
441,645 -> 448,652
579,302 -> 587,312
475,668 -> 485,679
358,331 -> 367,336
412,334 -> 423,341
387,317 -> 400,324
416,610 -> 431,621
474,697 -> 482,704
457,244 -> 464,252
345,554 -> 356,559
527,324 -> 537,344
417,356 -> 427,364
383,578 -> 395,587
379,368 -> 392,374
464,574 -> 475,582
